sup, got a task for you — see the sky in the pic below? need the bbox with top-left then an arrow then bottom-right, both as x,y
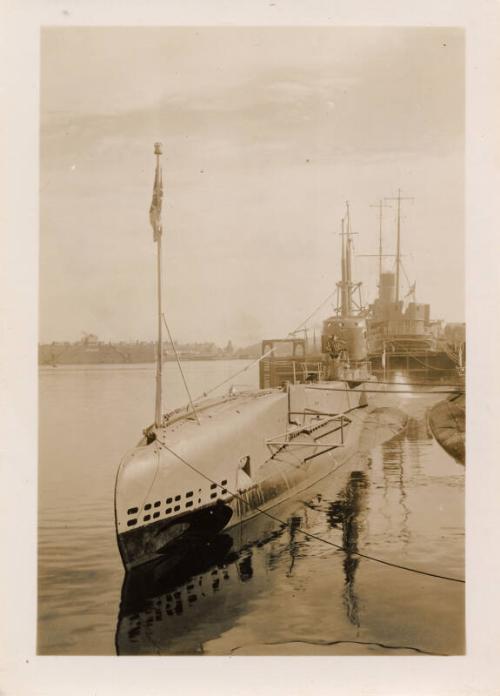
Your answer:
40,26 -> 464,346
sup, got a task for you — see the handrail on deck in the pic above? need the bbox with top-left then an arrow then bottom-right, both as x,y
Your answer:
267,413 -> 347,449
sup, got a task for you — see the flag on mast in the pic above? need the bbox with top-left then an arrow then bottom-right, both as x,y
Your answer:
149,143 -> 163,242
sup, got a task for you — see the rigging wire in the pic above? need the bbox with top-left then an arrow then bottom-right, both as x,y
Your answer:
191,347 -> 276,403
186,287 -> 337,404
154,436 -> 465,585
400,261 -> 413,296
161,313 -> 200,424
289,289 -> 338,336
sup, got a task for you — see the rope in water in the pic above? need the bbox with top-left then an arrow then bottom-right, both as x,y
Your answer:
155,437 -> 465,585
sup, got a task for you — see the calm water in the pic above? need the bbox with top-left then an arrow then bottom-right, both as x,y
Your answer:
38,361 -> 464,655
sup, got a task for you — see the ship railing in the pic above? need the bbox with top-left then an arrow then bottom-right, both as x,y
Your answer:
299,361 -> 325,383
259,356 -> 327,388
336,360 -> 372,381
380,336 -> 438,351
266,412 -> 349,452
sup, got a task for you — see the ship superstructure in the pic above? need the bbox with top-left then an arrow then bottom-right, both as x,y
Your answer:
363,190 -> 464,379
260,202 -> 372,389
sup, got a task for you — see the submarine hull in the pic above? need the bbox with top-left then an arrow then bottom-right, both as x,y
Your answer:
115,383 -> 371,571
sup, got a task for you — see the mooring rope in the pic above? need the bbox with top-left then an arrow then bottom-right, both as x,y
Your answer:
154,437 -> 465,585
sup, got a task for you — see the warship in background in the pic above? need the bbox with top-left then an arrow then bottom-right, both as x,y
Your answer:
364,191 -> 465,381
260,192 -> 465,386
366,270 -> 465,380
259,202 -> 371,389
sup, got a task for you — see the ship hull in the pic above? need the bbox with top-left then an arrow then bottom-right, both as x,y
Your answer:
116,501 -> 234,569
115,382 -> 372,571
369,349 -> 460,381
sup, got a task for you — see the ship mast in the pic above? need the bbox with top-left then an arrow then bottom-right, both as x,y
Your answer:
337,201 -> 360,318
369,200 -> 392,279
395,192 -> 401,302
340,216 -> 348,316
149,142 -> 164,428
345,201 -> 353,310
378,204 -> 383,278
384,189 -> 414,303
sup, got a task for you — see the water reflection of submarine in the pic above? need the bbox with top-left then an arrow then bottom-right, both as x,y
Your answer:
117,539 -> 253,655
116,515 -> 291,656
116,407 -> 409,655
117,497 -> 329,656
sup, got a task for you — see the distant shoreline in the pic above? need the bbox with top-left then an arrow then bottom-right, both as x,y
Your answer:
38,356 -> 256,367
38,338 -> 260,366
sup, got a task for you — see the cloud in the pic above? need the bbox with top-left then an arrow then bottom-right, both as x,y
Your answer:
39,27 -> 464,343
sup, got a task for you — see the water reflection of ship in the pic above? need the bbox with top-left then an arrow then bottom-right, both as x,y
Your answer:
116,462 -> 373,655
406,413 -> 433,442
117,534 -> 238,655
382,433 -> 411,545
265,514 -> 309,576
116,512 -> 291,655
307,470 -> 369,628
379,411 -> 432,545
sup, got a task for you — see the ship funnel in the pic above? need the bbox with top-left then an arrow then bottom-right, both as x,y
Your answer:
379,272 -> 396,304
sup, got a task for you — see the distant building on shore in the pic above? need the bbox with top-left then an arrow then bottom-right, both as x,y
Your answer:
38,335 -> 261,365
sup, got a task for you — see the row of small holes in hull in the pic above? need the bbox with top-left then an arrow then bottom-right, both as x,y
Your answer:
126,480 -> 228,527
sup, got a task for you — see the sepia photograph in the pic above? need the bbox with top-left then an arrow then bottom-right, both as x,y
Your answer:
3,2 -> 500,694
37,25 -> 466,657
